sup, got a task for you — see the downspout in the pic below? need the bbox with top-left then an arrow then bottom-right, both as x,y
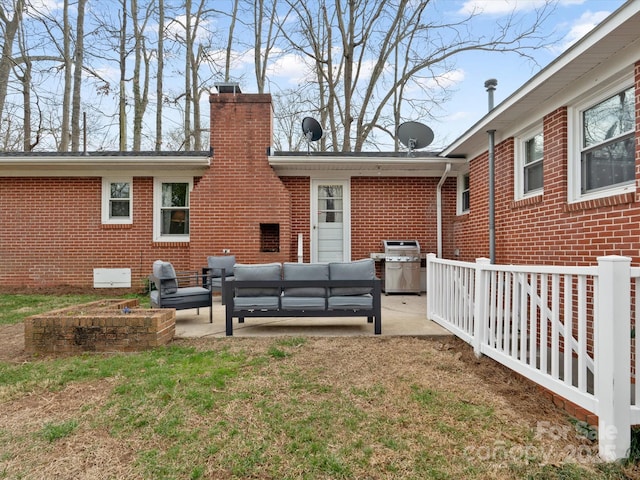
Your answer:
488,130 -> 496,264
485,78 -> 498,264
436,163 -> 451,258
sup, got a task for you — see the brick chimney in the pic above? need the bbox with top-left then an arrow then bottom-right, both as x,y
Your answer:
189,89 -> 292,266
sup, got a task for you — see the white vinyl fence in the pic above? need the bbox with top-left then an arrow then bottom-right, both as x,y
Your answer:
426,253 -> 638,461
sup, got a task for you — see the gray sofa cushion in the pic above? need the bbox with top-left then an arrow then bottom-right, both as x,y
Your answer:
207,255 -> 236,277
234,296 -> 280,311
281,296 -> 326,311
282,262 -> 329,297
152,260 -> 178,294
151,286 -> 211,308
234,262 -> 282,297
329,258 -> 375,296
328,294 -> 373,310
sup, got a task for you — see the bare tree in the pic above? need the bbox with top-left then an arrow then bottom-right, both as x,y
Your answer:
0,104 -> 24,150
182,0 -> 193,150
0,0 -> 25,124
281,0 -> 556,152
14,15 -> 43,151
70,0 -> 87,151
0,0 -> 561,154
131,0 -> 154,151
224,0 -> 239,82
253,0 -> 280,94
58,0 -> 72,151
155,0 -> 164,151
272,86 -> 311,151
166,0 -> 217,150
119,0 -> 128,150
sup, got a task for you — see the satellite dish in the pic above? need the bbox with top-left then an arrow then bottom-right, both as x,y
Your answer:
302,117 -> 323,154
397,121 -> 434,155
302,117 -> 323,142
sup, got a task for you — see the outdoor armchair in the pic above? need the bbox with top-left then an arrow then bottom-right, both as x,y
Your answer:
150,260 -> 213,323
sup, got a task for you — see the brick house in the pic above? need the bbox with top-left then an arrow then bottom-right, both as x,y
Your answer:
0,94 -> 463,290
0,0 -> 638,290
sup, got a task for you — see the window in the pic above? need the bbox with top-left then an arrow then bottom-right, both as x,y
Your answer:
154,179 -> 192,241
524,133 -> 544,194
580,86 -> 635,194
318,185 -> 343,223
458,173 -> 470,214
102,178 -> 132,224
515,129 -> 543,199
569,80 -> 635,202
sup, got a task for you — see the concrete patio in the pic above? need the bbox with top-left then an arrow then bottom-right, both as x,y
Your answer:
173,293 -> 452,338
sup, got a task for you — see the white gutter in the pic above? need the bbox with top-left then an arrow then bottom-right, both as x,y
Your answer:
0,154 -> 211,177
436,163 -> 451,258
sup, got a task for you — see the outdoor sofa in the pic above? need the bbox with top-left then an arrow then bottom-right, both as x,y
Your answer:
223,258 -> 382,336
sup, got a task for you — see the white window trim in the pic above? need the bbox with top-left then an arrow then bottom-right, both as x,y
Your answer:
457,173 -> 470,215
101,177 -> 133,225
153,177 -> 193,242
514,125 -> 544,201
568,74 -> 635,204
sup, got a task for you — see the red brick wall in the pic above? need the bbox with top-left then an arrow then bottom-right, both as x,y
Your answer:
351,177 -> 457,259
453,152 -> 489,262
189,93 -> 292,267
281,175 -> 458,263
281,177 -> 311,262
0,177 -> 190,289
453,60 -> 640,266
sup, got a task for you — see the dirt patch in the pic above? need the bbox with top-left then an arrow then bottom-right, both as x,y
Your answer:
0,323 -> 28,363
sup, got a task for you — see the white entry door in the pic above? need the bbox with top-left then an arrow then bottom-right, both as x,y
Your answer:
311,180 -> 350,263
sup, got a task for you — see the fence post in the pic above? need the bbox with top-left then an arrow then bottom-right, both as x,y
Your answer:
426,253 -> 436,321
596,255 -> 631,461
473,258 -> 491,358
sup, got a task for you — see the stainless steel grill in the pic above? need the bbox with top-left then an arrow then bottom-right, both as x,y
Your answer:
382,240 -> 421,294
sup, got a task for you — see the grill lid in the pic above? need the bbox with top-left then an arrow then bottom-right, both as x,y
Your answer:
382,240 -> 420,259
383,240 -> 420,250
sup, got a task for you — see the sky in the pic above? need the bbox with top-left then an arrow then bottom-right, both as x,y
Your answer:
17,0 -> 628,152
427,0 -> 628,149
233,0 -> 629,151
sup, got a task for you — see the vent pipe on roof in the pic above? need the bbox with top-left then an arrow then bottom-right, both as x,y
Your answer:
485,78 -> 497,264
485,78 -> 497,111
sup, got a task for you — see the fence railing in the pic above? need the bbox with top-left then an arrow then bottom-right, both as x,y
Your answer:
426,254 -> 633,461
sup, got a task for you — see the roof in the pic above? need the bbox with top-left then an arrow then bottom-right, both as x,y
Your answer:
269,151 -> 465,177
0,151 -> 211,177
0,148 -> 462,178
441,0 -> 640,160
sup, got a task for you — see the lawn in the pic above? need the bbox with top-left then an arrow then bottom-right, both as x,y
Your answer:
0,294 -> 638,479
0,292 -> 149,326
